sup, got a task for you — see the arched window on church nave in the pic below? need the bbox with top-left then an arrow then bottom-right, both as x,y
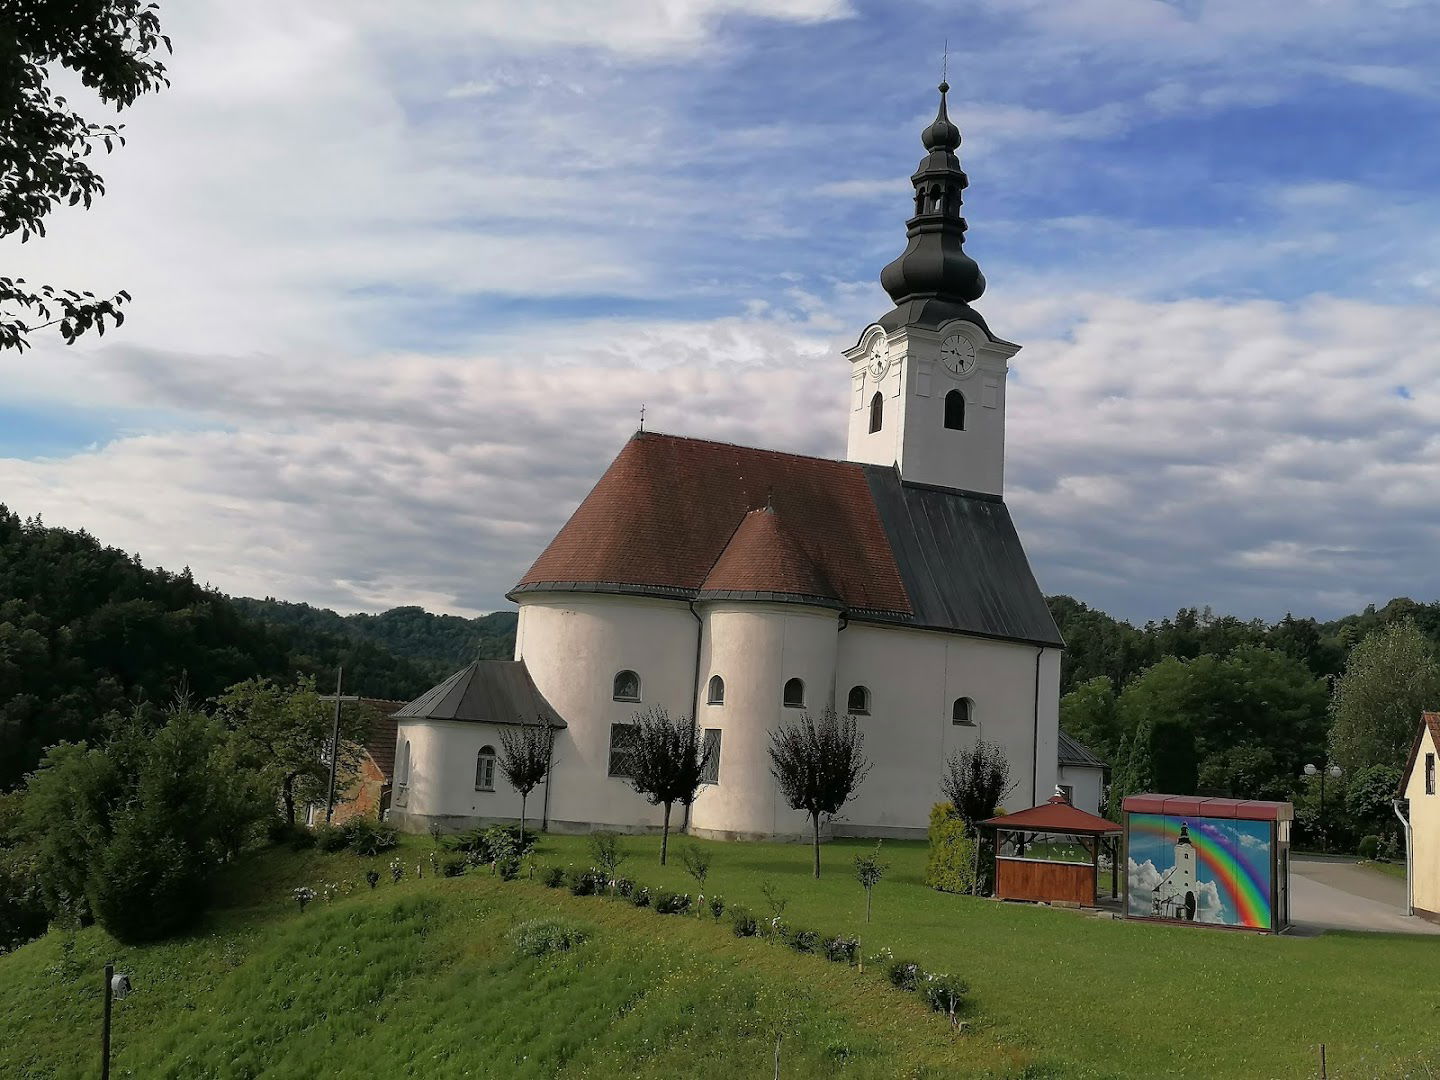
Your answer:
475,745 -> 496,791
707,674 -> 725,706
613,670 -> 641,702
847,685 -> 870,715
944,389 -> 966,431
952,697 -> 975,726
869,391 -> 883,433
783,677 -> 806,709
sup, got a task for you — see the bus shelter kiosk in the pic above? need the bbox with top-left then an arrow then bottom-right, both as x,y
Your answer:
980,791 -> 1123,907
1122,794 -> 1292,933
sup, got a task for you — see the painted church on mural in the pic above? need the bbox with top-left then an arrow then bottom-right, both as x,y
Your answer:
388,81 -> 1100,839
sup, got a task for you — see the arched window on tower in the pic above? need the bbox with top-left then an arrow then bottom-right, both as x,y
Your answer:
914,189 -> 925,217
475,745 -> 496,791
613,670 -> 640,702
707,674 -> 725,706
945,389 -> 966,431
783,678 -> 806,709
847,685 -> 871,715
396,739 -> 412,806
952,697 -> 975,726
869,391 -> 883,433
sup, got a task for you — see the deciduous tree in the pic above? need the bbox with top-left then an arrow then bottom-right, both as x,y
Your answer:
2,0 -> 171,352
1329,619 -> 1440,775
767,706 -> 870,879
625,707 -> 712,865
498,719 -> 552,843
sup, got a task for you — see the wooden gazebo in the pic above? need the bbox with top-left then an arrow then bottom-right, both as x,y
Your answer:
980,790 -> 1122,907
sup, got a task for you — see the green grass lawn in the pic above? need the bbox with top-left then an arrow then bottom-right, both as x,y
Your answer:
2,831 -> 1437,1079
1358,859 -> 1408,881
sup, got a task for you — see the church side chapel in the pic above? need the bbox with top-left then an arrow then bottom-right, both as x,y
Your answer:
390,82 -> 1066,839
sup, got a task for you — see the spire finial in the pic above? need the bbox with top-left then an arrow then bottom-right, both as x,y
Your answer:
639,402 -> 645,432
942,37 -> 948,88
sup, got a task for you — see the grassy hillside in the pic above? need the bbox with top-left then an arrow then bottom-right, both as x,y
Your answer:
3,832 -> 1439,1079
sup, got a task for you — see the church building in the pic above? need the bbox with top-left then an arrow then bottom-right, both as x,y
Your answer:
390,82 -> 1065,839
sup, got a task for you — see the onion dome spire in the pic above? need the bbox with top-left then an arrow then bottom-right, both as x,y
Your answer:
878,81 -> 986,308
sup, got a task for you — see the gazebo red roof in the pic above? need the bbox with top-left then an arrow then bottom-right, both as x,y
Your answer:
980,794 -> 1121,835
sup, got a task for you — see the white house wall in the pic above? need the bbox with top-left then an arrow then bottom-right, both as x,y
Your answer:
1058,763 -> 1105,817
391,719 -> 532,830
1405,726 -> 1440,918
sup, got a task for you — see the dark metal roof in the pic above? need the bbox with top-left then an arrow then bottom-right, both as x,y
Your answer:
1057,731 -> 1106,769
861,466 -> 1065,647
395,658 -> 566,728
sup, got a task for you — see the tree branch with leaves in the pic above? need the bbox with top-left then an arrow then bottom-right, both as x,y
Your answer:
767,706 -> 870,879
497,718 -> 553,843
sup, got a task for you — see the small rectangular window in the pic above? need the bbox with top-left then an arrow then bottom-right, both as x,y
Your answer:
700,729 -> 722,785
1427,753 -> 1436,796
1058,784 -> 1074,805
608,724 -> 638,778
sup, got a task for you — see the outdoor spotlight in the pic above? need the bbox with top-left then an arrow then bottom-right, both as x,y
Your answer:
110,972 -> 132,1000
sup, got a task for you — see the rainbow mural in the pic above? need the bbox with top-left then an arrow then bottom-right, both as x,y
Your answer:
1127,813 -> 1273,929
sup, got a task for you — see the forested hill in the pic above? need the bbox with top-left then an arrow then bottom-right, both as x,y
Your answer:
0,507 -> 439,789
231,599 -> 518,680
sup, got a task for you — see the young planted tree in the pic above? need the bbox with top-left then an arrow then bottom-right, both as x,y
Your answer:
767,706 -> 871,879
497,719 -> 553,843
587,830 -> 628,888
625,707 -> 712,865
853,842 -> 888,922
680,844 -> 712,907
3,0 -> 171,352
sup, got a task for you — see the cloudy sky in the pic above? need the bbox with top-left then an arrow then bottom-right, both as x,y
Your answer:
4,0 -> 1439,623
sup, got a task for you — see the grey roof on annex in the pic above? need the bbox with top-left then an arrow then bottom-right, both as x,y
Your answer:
861,465 -> 1064,647
395,658 -> 566,728
1057,730 -> 1106,769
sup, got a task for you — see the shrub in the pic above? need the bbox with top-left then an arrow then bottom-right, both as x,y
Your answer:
708,894 -> 725,918
440,854 -> 468,878
653,890 -> 692,915
924,803 -> 977,895
446,828 -> 493,862
631,886 -> 652,908
507,918 -> 588,958
730,906 -> 758,937
314,825 -> 349,853
268,820 -> 313,850
364,869 -> 380,889
886,959 -> 924,992
921,972 -> 968,1016
614,877 -> 636,899
542,866 -> 566,889
344,818 -> 398,857
588,831 -> 628,881
823,935 -> 859,965
785,927 -> 821,954
292,886 -> 315,912
569,868 -> 602,897
1358,834 -> 1381,860
497,857 -> 520,881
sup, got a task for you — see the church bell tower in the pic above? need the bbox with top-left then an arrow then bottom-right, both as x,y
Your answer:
844,81 -> 1019,496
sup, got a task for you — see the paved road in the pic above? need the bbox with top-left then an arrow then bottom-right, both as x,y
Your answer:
1289,856 -> 1440,936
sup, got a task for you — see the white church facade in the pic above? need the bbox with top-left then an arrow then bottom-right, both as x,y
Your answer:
389,82 -> 1066,840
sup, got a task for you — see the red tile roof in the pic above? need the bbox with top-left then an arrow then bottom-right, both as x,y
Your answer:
1399,712 -> 1440,796
981,793 -> 1121,834
699,506 -> 839,604
360,699 -> 403,781
515,431 -> 911,615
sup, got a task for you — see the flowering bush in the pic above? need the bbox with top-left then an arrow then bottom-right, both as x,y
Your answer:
388,858 -> 404,884
569,868 -> 603,897
921,972 -> 968,1018
365,870 -> 380,889
630,886 -> 651,908
653,891 -> 692,915
614,877 -> 636,899
823,935 -> 859,965
292,886 -> 315,912
886,959 -> 925,992
708,894 -> 725,918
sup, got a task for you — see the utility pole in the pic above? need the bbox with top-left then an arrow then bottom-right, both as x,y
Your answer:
320,666 -> 360,825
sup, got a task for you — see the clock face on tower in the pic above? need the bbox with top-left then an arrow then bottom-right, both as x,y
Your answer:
940,334 -> 976,376
867,336 -> 889,380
